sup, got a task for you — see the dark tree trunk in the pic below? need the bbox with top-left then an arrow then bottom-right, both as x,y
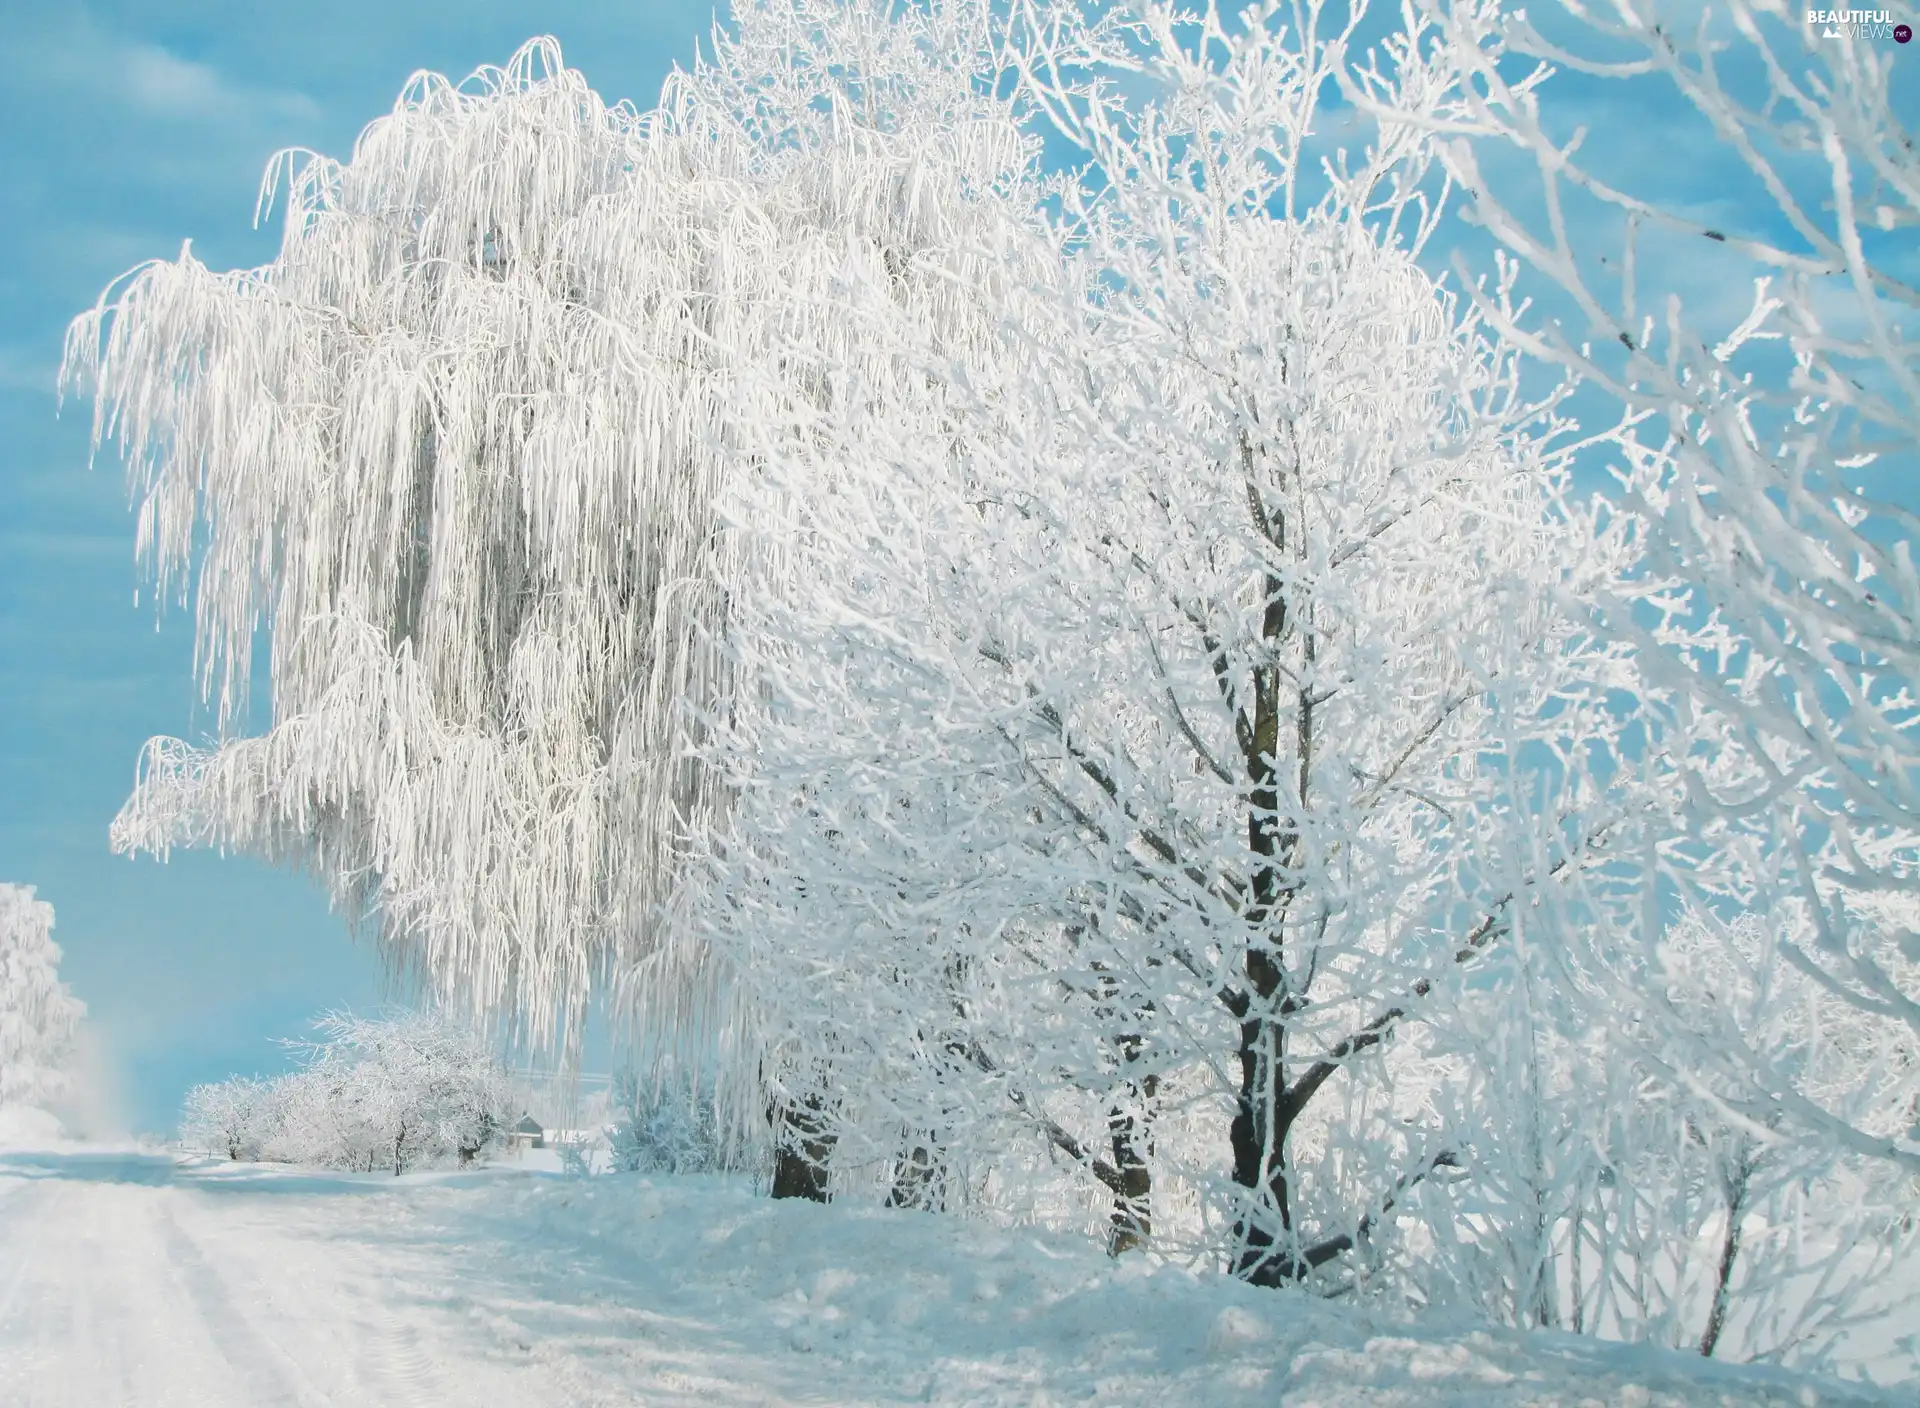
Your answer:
886,1137 -> 944,1212
1198,425 -> 1523,1287
1700,1208 -> 1743,1357
458,1113 -> 495,1167
770,1093 -> 834,1202
1226,435 -> 1313,1287
1107,1097 -> 1155,1254
1700,1148 -> 1754,1357
1107,1033 -> 1157,1255
1228,992 -> 1303,1285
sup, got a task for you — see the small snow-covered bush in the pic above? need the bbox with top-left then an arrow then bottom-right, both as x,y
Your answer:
606,1069 -> 747,1176
1405,994 -> 1913,1371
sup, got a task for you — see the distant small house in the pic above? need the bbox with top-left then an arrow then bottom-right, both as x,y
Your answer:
506,1114 -> 546,1152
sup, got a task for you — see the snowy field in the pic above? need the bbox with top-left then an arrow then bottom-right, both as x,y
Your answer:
0,1136 -> 1907,1408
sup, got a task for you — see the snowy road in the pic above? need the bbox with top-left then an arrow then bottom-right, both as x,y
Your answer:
0,1151 -> 571,1408
0,1146 -> 1906,1407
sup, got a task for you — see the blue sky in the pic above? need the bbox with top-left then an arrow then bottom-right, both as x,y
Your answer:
1,1 -> 1910,1135
0,0 -> 717,1134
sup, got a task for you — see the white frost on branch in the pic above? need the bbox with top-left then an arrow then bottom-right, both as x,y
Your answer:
1416,0 -> 1920,1166
699,0 -> 1642,1282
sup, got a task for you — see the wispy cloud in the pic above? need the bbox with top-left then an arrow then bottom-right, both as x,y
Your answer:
12,9 -> 321,134
116,41 -> 322,125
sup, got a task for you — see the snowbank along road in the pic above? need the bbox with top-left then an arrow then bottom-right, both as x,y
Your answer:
0,1146 -> 1907,1407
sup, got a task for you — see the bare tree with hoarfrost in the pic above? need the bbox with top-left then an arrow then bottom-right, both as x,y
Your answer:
281,1010 -> 516,1173
1404,905 -> 1914,1370
1414,0 -> 1920,1171
0,884 -> 84,1112
61,1 -> 1047,1077
700,0 -> 1646,1281
180,1075 -> 276,1162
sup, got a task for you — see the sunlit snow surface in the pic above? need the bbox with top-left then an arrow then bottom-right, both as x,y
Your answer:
0,1136 -> 1904,1406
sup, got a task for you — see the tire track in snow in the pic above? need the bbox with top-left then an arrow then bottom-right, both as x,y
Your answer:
0,1179 -> 77,1404
0,1158 -> 567,1407
321,1207 -> 556,1408
0,1178 -> 153,1408
164,1178 -> 562,1408
359,1318 -> 445,1406
0,1174 -> 251,1408
0,1175 -> 44,1327
154,1193 -> 340,1407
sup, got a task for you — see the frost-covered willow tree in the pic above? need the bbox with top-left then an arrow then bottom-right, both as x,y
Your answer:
700,0 -> 1641,1280
62,1 -> 1043,1055
0,884 -> 84,1111
1416,0 -> 1920,1170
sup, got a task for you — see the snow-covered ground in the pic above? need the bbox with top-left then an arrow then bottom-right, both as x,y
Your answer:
0,1135 -> 1906,1407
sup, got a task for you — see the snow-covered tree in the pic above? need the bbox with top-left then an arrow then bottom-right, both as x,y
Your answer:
698,0 -> 1643,1281
180,1075 -> 277,1161
62,0 -> 1037,1064
282,1010 -> 516,1173
1406,910 -> 1915,1371
1419,0 -> 1920,1171
0,884 -> 84,1111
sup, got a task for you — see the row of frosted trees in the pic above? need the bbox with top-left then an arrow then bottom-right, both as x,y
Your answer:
181,1011 -> 515,1173
64,0 -> 1917,1375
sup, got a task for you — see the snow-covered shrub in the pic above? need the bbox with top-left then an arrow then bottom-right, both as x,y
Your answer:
1388,904 -> 1917,1374
605,1069 -> 745,1176
0,884 -> 84,1112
